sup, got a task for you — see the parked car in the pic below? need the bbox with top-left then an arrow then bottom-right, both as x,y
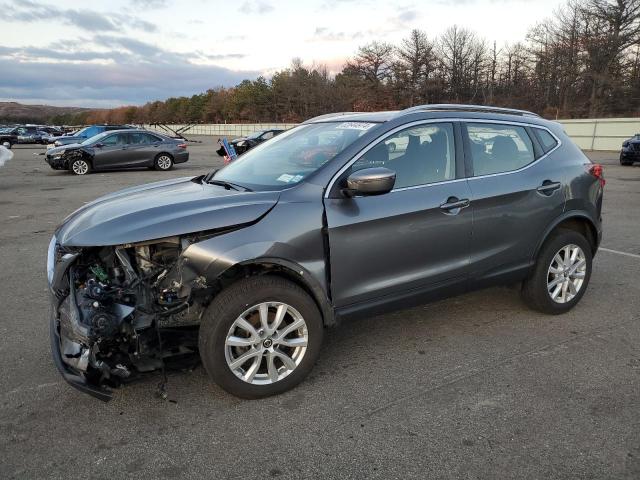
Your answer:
50,124 -> 136,147
216,129 -> 284,158
39,126 -> 64,139
0,127 -> 18,148
45,129 -> 188,174
47,104 -> 603,401
620,133 -> 640,165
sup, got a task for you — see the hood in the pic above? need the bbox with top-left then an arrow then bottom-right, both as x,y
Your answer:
56,176 -> 280,246
56,136 -> 85,145
48,143 -> 82,155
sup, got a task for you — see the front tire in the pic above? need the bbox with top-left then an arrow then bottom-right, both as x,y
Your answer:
154,154 -> 173,171
522,229 -> 592,314
199,275 -> 324,399
620,153 -> 633,166
69,157 -> 91,175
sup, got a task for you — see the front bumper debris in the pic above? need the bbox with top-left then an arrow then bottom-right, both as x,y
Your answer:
48,236 -> 113,401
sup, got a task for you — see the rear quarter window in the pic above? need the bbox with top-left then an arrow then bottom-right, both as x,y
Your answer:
534,128 -> 559,154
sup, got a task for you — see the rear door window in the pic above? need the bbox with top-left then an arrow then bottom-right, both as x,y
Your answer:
465,123 -> 535,176
130,133 -> 160,144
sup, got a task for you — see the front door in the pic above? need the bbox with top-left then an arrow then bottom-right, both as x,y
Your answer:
93,132 -> 131,169
325,122 -> 473,309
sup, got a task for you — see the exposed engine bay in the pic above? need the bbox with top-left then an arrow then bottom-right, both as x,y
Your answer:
52,238 -> 211,396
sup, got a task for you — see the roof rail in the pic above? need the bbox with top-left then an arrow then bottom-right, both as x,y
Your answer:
399,104 -> 540,118
303,112 -> 362,123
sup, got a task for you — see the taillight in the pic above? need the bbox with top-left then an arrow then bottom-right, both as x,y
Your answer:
587,163 -> 605,187
177,143 -> 187,149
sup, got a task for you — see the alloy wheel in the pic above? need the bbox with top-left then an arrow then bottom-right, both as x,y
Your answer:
547,244 -> 586,303
224,302 -> 309,385
156,155 -> 172,170
72,160 -> 89,175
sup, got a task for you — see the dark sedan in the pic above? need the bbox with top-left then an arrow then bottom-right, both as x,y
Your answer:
45,129 -> 189,175
620,133 -> 640,165
0,128 -> 18,148
216,129 -> 284,158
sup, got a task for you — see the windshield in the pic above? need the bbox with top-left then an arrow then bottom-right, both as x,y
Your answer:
211,121 -> 377,191
80,131 -> 111,146
73,127 -> 91,136
246,131 -> 265,140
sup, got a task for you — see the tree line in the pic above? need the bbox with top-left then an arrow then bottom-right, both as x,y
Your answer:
54,0 -> 640,125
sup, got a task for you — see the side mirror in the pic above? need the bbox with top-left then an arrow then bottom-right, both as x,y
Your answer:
94,142 -> 104,148
343,167 -> 396,197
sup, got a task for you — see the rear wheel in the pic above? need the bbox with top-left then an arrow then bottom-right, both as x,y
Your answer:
69,157 -> 91,175
522,229 -> 592,314
199,275 -> 324,399
154,154 -> 173,171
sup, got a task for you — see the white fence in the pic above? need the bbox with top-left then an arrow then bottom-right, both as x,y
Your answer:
143,123 -> 298,138
145,117 -> 640,151
557,118 -> 640,151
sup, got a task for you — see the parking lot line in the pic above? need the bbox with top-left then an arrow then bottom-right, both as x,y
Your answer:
599,247 -> 640,260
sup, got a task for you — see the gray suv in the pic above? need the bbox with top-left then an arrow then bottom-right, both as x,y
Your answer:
47,105 -> 604,401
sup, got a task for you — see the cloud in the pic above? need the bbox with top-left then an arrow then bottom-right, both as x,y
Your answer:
3,0 -> 158,33
131,0 -> 168,7
0,59 -> 260,107
238,0 -> 274,14
311,27 -> 362,42
0,37 -> 259,107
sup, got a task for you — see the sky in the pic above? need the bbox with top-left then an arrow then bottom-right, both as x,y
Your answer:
0,0 -> 565,108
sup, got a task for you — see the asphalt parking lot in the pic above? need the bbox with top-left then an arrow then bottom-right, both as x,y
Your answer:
0,138 -> 638,479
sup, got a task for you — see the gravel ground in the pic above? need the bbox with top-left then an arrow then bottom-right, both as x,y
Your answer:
0,139 -> 638,479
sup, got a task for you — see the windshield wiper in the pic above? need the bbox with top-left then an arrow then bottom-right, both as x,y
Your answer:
206,179 -> 252,192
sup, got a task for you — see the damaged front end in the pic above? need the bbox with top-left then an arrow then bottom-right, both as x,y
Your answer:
48,235 -> 209,401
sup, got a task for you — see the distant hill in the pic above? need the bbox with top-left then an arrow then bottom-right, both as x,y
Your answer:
0,101 -> 92,124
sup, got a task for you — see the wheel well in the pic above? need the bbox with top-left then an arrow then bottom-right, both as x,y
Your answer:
155,152 -> 174,161
67,150 -> 92,167
213,262 -> 333,326
551,217 -> 598,254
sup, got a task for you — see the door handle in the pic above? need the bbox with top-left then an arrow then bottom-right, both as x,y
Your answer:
537,180 -> 561,195
440,197 -> 470,212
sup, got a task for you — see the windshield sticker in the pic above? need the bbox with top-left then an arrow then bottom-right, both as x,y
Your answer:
276,174 -> 305,183
336,122 -> 376,131
277,174 -> 294,183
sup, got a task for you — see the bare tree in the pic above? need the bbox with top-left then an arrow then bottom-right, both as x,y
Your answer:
394,29 -> 436,106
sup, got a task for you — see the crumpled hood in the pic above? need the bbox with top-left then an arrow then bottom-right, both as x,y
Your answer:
56,176 -> 279,246
48,143 -> 82,155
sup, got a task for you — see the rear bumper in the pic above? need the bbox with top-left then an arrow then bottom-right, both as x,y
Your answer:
174,151 -> 189,164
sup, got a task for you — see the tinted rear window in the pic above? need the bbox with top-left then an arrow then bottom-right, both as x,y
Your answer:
534,128 -> 559,153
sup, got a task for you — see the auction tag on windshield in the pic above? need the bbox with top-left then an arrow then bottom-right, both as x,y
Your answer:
336,122 -> 376,131
277,174 -> 295,183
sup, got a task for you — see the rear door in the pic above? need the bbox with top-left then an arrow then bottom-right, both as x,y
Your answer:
127,132 -> 162,165
462,121 -> 565,283
325,121 -> 473,309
